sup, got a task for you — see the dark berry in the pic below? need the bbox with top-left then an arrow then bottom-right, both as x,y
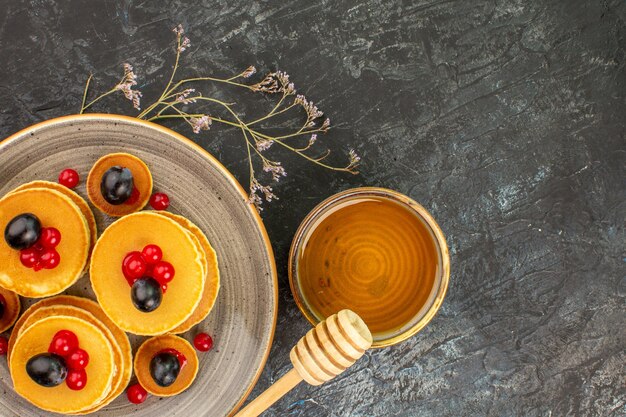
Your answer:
4,213 -> 41,250
58,169 -> 79,189
152,261 -> 175,285
66,348 -> 89,370
26,353 -> 67,387
66,369 -> 87,390
0,336 -> 7,355
122,251 -> 147,281
39,227 -> 61,248
193,333 -> 214,352
149,352 -> 180,387
141,244 -> 162,264
127,383 -> 148,404
149,193 -> 170,210
131,278 -> 162,313
101,166 -> 134,205
48,330 -> 79,357
40,249 -> 60,269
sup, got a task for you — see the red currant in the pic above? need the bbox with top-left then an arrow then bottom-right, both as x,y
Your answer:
66,348 -> 90,370
49,330 -> 79,357
161,283 -> 168,294
141,244 -> 162,264
194,333 -> 213,352
152,261 -> 175,284
0,336 -> 8,355
66,369 -> 87,390
122,251 -> 147,281
58,169 -> 79,189
159,348 -> 188,368
149,193 -> 170,210
125,187 -> 140,205
20,247 -> 40,268
40,249 -> 61,269
125,276 -> 140,286
127,383 -> 148,404
39,227 -> 61,248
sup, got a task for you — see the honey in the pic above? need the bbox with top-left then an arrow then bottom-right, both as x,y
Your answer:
296,196 -> 440,341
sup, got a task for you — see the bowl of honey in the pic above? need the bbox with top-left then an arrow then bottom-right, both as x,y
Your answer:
289,187 -> 450,347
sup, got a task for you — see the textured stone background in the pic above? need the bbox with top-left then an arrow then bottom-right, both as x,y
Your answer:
1,0 -> 625,416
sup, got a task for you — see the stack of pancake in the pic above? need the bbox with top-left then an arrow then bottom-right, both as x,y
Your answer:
0,153 -> 220,414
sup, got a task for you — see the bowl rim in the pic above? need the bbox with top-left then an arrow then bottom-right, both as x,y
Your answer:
0,113 -> 278,416
288,186 -> 450,348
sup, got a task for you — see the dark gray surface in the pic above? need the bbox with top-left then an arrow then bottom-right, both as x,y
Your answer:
0,1 -> 624,416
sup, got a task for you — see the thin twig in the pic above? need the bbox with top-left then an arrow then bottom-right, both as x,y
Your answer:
79,74 -> 93,114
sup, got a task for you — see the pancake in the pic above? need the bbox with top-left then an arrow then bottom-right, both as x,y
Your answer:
7,295 -> 133,410
0,188 -> 90,297
0,287 -> 20,333
10,315 -> 115,414
90,212 -> 204,335
9,181 -> 97,261
17,305 -> 124,413
157,212 -> 220,334
86,153 -> 152,217
134,334 -> 199,397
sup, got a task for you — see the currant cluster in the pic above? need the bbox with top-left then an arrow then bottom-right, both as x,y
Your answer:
4,213 -> 62,271
26,330 -> 90,391
122,244 -> 175,312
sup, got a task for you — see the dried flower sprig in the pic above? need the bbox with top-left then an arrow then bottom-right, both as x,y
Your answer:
80,25 -> 359,210
81,64 -> 143,111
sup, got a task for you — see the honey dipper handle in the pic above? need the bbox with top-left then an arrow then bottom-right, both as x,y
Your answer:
233,368 -> 303,417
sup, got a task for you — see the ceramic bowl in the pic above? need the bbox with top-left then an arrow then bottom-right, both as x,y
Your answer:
288,187 -> 449,348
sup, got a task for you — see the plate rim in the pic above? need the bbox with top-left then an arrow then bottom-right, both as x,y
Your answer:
0,113 -> 278,416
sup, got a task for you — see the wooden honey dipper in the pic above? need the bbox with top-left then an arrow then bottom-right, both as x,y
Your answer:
234,309 -> 372,417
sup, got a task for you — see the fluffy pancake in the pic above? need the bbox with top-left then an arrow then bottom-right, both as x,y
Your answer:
86,153 -> 152,217
18,305 -> 124,414
0,188 -> 90,297
7,295 -> 133,413
90,211 -> 204,335
10,315 -> 115,414
9,181 -> 97,260
134,334 -> 199,396
0,287 -> 20,333
157,212 -> 220,334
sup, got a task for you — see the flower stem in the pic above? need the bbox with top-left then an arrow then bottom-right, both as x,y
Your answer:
166,76 -> 254,96
149,109 -> 343,171
137,37 -> 183,119
81,88 -> 118,112
148,113 -> 203,121
79,74 -> 93,114
248,99 -> 296,126
162,37 -> 182,99
271,137 -> 355,172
